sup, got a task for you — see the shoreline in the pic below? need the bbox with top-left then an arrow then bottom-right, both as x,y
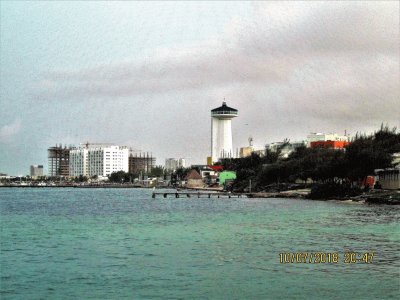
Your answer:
0,184 -> 147,188
1,185 -> 398,205
247,189 -> 400,205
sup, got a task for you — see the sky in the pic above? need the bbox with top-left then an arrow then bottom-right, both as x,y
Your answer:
0,1 -> 399,176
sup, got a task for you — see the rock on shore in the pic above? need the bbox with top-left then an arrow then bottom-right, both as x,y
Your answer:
355,190 -> 400,205
247,188 -> 400,205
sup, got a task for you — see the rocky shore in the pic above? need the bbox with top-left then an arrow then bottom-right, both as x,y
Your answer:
352,190 -> 400,205
247,189 -> 310,199
247,189 -> 400,205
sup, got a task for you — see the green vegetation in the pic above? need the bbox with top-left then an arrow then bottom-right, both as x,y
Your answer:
74,175 -> 89,183
108,166 -> 166,183
109,171 -> 133,183
148,166 -> 165,177
170,167 -> 190,186
221,125 -> 400,198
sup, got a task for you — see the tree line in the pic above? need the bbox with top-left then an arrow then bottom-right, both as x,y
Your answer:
220,125 -> 400,194
108,166 -> 166,183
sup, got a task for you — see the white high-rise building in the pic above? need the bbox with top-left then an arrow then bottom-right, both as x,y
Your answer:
69,148 -> 88,176
211,102 -> 238,163
165,158 -> 186,172
30,165 -> 44,177
178,158 -> 186,169
69,144 -> 128,177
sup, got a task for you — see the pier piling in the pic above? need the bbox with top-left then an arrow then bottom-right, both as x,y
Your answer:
151,191 -> 244,199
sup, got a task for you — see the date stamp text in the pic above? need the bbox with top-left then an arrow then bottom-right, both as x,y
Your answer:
279,252 -> 375,264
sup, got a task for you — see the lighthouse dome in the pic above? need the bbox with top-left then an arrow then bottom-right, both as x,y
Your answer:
211,102 -> 238,117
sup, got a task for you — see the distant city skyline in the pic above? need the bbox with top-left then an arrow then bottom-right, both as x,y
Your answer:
1,1 -> 399,175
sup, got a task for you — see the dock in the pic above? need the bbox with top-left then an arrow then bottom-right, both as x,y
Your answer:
152,191 -> 245,198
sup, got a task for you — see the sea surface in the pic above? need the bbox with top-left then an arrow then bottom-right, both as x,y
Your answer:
1,188 -> 399,299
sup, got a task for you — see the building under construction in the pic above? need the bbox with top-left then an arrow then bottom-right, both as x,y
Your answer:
128,151 -> 155,175
48,144 -> 73,177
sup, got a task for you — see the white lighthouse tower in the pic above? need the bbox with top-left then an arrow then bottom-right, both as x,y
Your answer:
211,102 -> 238,163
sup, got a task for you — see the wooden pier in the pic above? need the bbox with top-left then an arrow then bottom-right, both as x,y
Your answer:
152,191 -> 245,198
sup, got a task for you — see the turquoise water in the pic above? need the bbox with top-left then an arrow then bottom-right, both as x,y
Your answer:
1,188 -> 399,299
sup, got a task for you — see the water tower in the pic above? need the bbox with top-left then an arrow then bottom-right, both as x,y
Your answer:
211,102 -> 238,163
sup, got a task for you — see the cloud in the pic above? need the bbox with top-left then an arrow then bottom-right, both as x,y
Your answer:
40,42 -> 291,99
248,2 -> 398,54
41,3 -> 398,87
37,1 -> 399,135
0,119 -> 22,142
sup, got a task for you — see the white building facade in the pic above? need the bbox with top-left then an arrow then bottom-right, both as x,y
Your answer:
30,165 -> 44,177
69,144 -> 128,177
266,141 -> 307,158
211,102 -> 238,163
69,148 -> 87,177
165,158 -> 186,172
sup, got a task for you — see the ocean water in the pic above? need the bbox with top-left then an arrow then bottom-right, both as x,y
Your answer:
0,188 -> 399,300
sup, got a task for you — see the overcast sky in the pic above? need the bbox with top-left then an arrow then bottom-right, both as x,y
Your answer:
1,1 -> 399,175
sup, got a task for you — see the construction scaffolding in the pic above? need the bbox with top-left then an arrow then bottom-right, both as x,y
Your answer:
128,151 -> 155,175
48,144 -> 73,177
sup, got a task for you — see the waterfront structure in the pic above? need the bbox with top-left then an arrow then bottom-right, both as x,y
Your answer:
239,146 -> 254,158
30,165 -> 44,177
165,158 -> 186,172
376,169 -> 400,190
201,166 -> 220,185
69,143 -> 128,177
252,149 -> 266,156
0,173 -> 9,179
310,140 -> 350,149
185,169 -> 204,188
211,102 -> 238,163
391,153 -> 400,166
219,171 -> 236,186
266,141 -> 307,158
199,167 -> 217,179
307,133 -> 349,147
48,145 -> 72,177
129,152 -> 156,174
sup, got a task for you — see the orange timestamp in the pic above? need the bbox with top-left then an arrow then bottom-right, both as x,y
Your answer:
279,252 -> 375,264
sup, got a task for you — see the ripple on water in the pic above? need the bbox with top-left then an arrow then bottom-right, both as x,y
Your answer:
1,188 -> 399,299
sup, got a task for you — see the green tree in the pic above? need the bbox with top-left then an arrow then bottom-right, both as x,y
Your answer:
109,171 -> 131,183
213,125 -> 400,192
170,167 -> 190,185
221,153 -> 263,190
345,125 -> 400,181
175,167 -> 189,180
75,175 -> 88,183
149,166 -> 164,177
262,138 -> 290,164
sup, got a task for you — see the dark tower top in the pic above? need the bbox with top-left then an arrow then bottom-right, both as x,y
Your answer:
211,102 -> 238,116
